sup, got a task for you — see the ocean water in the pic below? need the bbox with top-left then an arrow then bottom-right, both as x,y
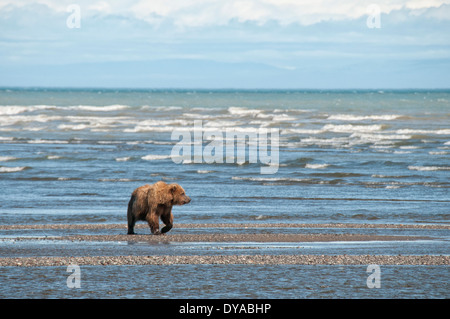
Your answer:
1,88 -> 449,226
1,88 -> 449,299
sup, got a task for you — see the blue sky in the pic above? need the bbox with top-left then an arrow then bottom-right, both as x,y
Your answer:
0,0 -> 449,89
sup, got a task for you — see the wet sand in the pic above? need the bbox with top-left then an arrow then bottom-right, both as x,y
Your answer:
1,223 -> 448,266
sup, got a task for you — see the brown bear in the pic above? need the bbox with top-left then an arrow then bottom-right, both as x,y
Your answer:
127,181 -> 191,235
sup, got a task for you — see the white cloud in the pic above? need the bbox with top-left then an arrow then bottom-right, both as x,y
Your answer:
125,0 -> 450,26
1,0 -> 450,27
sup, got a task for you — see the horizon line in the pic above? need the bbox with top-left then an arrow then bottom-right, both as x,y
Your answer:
1,86 -> 450,92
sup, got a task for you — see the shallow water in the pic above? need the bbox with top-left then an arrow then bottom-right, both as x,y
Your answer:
0,264 -> 448,299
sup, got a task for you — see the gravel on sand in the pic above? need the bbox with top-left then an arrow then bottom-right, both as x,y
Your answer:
1,254 -> 448,267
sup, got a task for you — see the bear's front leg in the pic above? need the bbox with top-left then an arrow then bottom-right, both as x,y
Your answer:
160,210 -> 173,234
146,210 -> 161,235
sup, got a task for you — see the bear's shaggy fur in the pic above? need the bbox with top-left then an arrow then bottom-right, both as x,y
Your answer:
127,181 -> 191,235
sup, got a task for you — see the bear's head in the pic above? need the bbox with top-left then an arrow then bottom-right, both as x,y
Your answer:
169,183 -> 191,206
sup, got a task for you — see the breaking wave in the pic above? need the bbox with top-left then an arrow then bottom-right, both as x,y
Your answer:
141,154 -> 171,161
327,114 -> 403,121
408,166 -> 450,171
305,163 -> 329,169
0,166 -> 27,173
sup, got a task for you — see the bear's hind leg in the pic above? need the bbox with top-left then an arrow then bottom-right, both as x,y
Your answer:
127,215 -> 136,235
127,196 -> 137,235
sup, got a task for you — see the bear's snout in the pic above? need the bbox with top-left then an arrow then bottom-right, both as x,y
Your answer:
183,195 -> 191,204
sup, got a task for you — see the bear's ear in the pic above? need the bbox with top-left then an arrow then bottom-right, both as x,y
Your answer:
169,184 -> 178,193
